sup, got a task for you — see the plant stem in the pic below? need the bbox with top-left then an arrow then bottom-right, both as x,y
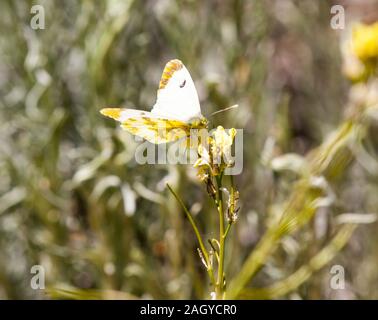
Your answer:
215,175 -> 226,299
224,223 -> 232,239
166,183 -> 215,286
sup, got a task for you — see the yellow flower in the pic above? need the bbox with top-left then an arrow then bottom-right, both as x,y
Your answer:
342,22 -> 378,81
193,126 -> 237,182
193,143 -> 211,181
211,126 -> 237,167
193,142 -> 217,197
352,22 -> 378,62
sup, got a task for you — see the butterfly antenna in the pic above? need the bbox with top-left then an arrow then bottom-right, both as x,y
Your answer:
210,104 -> 239,117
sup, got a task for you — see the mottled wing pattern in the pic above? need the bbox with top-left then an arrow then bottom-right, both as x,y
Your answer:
100,108 -> 191,144
158,59 -> 183,89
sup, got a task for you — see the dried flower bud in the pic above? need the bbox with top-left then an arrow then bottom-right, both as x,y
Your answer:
227,189 -> 240,223
197,248 -> 208,270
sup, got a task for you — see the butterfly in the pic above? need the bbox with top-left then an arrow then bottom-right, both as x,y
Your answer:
100,59 -> 208,144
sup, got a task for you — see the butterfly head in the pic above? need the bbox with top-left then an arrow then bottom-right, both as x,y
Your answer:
189,115 -> 208,129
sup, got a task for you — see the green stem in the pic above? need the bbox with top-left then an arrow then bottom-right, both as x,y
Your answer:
215,175 -> 226,299
166,183 -> 215,286
224,223 -> 232,239
208,239 -> 220,262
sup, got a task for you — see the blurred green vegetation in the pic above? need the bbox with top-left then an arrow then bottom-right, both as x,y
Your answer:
0,0 -> 377,299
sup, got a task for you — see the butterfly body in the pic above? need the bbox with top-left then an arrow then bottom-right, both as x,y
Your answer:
101,59 -> 207,144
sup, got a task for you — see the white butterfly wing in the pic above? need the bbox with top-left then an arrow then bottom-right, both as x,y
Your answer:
151,59 -> 202,123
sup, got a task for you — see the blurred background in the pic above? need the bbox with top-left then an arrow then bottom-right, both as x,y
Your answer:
0,0 -> 377,299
